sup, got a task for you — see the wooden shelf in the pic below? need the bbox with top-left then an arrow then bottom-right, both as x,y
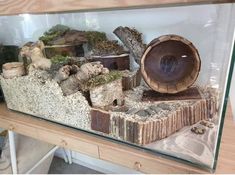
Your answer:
0,0 -> 234,15
0,102 -> 234,173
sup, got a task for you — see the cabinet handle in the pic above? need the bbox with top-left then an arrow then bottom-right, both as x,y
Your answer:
61,139 -> 68,147
134,161 -> 142,170
9,124 -> 14,130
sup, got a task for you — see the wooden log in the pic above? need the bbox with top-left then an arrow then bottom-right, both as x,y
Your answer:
121,69 -> 141,90
113,26 -> 145,64
133,121 -> 138,144
137,122 -> 144,145
141,35 -> 201,94
2,62 -> 26,79
91,108 -> 110,134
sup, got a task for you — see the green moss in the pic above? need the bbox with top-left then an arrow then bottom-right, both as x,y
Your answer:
85,31 -> 107,50
82,71 -> 122,91
45,24 -> 70,35
39,24 -> 70,45
93,40 -> 125,56
51,55 -> 69,64
39,33 -> 60,45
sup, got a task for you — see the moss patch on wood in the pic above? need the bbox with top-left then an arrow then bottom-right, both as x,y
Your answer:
93,40 -> 125,56
82,71 -> 122,91
39,24 -> 70,45
85,31 -> 107,50
126,27 -> 143,43
51,55 -> 69,64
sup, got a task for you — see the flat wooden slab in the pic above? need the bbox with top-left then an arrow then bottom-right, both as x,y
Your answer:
0,102 -> 234,173
0,0 -> 234,15
142,87 -> 202,102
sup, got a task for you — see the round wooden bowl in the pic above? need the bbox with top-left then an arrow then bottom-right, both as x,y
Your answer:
2,62 -> 25,79
141,35 -> 201,94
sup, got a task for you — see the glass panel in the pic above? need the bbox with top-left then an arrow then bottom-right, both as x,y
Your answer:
0,3 -> 234,171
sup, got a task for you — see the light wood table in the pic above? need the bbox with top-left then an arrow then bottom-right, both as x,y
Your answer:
0,102 -> 234,173
0,0 -> 234,15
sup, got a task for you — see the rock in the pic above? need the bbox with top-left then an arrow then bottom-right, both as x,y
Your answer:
200,120 -> 214,128
149,105 -> 162,113
126,108 -> 139,114
191,126 -> 206,135
146,108 -> 156,115
156,103 -> 171,111
135,110 -> 150,117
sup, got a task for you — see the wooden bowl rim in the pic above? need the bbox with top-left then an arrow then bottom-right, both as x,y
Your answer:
141,34 -> 201,94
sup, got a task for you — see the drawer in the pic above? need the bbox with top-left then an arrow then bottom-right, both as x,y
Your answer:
99,145 -> 205,173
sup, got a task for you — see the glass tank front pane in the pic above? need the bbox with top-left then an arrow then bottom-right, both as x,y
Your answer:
0,3 -> 234,171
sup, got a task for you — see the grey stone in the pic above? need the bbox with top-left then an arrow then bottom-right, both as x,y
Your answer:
157,103 -> 171,111
135,110 -> 150,117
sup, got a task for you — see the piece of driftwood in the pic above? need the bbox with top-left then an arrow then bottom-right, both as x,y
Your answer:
2,62 -> 26,79
59,62 -> 107,95
142,87 -> 202,102
20,41 -> 52,72
113,26 -> 145,64
91,108 -> 110,134
89,79 -> 124,108
92,54 -> 130,71
121,69 -> 141,90
141,35 -> 201,94
54,65 -> 79,83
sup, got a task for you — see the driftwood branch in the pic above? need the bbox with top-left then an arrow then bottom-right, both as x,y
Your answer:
113,26 -> 146,65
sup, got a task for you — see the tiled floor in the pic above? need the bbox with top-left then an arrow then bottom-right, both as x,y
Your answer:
49,157 -> 102,174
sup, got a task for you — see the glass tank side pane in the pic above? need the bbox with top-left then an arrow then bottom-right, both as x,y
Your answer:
0,3 -> 234,171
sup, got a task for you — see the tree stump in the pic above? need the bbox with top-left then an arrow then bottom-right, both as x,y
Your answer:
141,35 -> 201,94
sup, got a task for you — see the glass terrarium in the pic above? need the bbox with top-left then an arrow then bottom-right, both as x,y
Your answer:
0,1 -> 234,172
